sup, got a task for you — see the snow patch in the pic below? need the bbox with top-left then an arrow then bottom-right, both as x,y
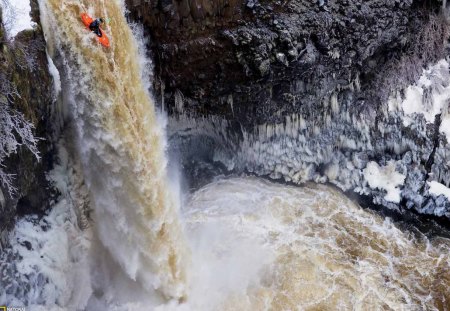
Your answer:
0,0 -> 36,38
428,181 -> 450,201
393,59 -> 450,127
440,116 -> 450,142
363,161 -> 405,203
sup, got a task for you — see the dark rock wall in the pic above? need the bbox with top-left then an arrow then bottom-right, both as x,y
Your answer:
0,0 -> 57,239
126,0 -> 445,126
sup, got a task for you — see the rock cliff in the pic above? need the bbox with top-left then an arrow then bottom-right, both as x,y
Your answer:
0,0 -> 57,241
126,0 -> 445,125
126,0 -> 450,219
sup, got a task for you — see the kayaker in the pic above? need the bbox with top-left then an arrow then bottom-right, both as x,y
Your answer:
89,18 -> 105,37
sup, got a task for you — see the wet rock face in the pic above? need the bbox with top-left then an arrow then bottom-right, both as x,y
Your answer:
0,0 -> 56,237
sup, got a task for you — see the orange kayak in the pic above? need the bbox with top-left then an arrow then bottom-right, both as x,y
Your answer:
81,13 -> 110,47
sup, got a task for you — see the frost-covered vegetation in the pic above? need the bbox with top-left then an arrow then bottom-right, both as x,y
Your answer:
0,0 -> 36,38
0,73 -> 40,197
0,1 -> 40,198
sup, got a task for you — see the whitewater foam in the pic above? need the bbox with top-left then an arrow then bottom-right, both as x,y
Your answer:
181,177 -> 450,310
0,142 -> 91,309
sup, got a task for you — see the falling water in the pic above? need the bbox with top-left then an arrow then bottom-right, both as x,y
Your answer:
37,0 -> 187,300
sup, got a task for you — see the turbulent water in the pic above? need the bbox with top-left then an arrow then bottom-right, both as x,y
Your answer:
182,178 -> 450,311
2,0 -> 450,310
38,0 -> 187,301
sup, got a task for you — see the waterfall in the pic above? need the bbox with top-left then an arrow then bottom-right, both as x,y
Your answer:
6,0 -> 445,310
37,0 -> 187,300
